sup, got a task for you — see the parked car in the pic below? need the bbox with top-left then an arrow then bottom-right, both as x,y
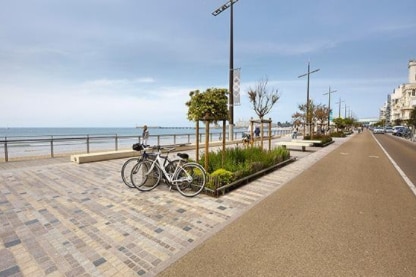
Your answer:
392,126 -> 405,135
385,126 -> 393,133
394,127 -> 411,137
373,127 -> 385,134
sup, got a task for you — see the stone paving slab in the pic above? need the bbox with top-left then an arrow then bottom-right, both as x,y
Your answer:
0,138 -> 348,277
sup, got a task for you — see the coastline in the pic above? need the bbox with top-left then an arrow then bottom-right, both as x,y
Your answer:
1,128 -> 293,162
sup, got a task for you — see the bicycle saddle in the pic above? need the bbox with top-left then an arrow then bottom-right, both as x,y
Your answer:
177,153 -> 189,160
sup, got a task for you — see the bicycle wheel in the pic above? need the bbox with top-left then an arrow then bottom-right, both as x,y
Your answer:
174,162 -> 206,197
131,160 -> 161,191
121,158 -> 140,188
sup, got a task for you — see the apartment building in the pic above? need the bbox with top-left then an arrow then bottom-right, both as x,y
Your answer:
381,60 -> 416,124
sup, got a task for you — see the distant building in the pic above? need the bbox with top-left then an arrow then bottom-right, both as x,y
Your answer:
382,60 -> 416,124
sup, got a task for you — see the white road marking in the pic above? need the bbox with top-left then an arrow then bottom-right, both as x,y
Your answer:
372,133 -> 416,197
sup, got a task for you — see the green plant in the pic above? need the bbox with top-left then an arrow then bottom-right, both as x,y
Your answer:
207,168 -> 234,190
200,146 -> 290,183
186,88 -> 228,123
304,134 -> 332,145
331,131 -> 346,138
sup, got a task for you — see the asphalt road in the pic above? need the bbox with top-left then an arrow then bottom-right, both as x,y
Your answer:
157,130 -> 416,277
373,133 -> 416,186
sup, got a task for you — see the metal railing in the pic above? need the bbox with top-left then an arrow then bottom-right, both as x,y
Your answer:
1,129 -> 292,162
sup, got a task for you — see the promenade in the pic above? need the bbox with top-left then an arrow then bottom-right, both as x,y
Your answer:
1,132 -> 415,276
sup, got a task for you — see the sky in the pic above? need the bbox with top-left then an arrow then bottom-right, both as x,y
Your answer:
1,0 -> 415,128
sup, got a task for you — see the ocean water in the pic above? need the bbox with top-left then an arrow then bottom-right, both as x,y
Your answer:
0,127 -> 205,138
0,126 -> 267,160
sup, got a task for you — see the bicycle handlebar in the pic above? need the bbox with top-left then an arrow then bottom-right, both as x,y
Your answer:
144,145 -> 176,153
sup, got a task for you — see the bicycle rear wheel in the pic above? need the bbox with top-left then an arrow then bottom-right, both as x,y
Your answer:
174,162 -> 206,197
131,160 -> 161,191
121,158 -> 140,188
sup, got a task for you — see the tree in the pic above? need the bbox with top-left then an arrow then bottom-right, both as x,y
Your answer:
293,100 -> 324,136
333,117 -> 346,130
409,107 -> 416,141
314,103 -> 329,132
186,88 -> 229,169
291,111 -> 304,127
247,77 -> 280,120
186,88 -> 229,123
409,107 -> 416,127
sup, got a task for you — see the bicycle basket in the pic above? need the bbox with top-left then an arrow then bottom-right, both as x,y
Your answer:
132,143 -> 143,151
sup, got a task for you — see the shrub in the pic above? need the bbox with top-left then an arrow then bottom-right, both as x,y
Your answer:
331,131 -> 346,138
302,134 -> 333,145
200,146 -> 290,182
207,168 -> 234,190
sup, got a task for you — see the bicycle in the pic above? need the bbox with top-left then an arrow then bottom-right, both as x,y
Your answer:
130,146 -> 207,197
121,143 -> 156,188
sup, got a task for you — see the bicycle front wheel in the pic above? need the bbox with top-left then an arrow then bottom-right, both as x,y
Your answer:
131,160 -> 161,191
121,158 -> 140,188
174,162 -> 206,197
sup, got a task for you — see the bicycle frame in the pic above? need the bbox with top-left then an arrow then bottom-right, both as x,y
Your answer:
145,150 -> 188,185
130,145 -> 206,197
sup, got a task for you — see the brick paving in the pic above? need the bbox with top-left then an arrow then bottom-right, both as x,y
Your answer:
0,138 -> 347,277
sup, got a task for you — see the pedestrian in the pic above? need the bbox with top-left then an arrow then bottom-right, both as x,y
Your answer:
292,126 -> 298,139
142,125 -> 149,146
254,125 -> 260,137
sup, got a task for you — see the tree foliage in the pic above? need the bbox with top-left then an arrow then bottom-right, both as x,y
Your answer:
186,88 -> 229,123
291,111 -> 304,126
247,77 -> 280,119
292,100 -> 329,126
315,104 -> 329,126
409,107 -> 416,127
332,117 -> 346,130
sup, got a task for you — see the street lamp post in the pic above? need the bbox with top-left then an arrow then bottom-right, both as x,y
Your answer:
336,98 -> 344,118
323,86 -> 337,132
298,62 -> 320,136
212,0 -> 239,141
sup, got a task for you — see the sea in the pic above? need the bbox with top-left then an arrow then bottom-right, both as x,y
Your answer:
1,126 -> 274,161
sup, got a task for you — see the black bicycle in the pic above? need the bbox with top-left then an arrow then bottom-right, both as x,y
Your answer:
121,143 -> 155,188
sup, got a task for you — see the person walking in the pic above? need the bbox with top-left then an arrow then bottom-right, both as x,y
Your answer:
292,126 -> 298,139
142,125 -> 149,146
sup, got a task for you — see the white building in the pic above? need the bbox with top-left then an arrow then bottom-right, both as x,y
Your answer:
384,60 -> 416,124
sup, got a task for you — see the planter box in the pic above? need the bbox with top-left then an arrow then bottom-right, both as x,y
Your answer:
204,157 -> 296,197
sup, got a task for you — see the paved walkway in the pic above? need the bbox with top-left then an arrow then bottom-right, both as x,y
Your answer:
158,131 -> 416,277
1,133 -> 415,276
0,135 -> 330,277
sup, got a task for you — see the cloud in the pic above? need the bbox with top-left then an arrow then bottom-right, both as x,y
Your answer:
237,39 -> 339,56
0,79 -> 196,127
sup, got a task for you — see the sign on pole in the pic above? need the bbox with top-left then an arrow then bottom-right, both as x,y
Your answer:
233,68 -> 241,106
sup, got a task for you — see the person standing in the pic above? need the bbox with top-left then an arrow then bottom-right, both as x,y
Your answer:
142,125 -> 149,146
254,125 -> 260,137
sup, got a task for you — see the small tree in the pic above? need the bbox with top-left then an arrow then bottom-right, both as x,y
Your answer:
294,100 -> 321,137
333,117 -> 346,131
291,111 -> 304,127
409,107 -> 416,127
186,88 -> 228,123
186,88 -> 229,169
314,103 -> 329,133
247,77 -> 280,120
409,107 -> 416,141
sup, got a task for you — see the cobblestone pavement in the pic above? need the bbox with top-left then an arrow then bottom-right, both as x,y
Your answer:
0,137 -> 348,277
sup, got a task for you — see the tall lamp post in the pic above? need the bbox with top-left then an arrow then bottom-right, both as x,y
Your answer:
323,86 -> 336,132
336,98 -> 344,118
298,62 -> 320,136
212,0 -> 239,141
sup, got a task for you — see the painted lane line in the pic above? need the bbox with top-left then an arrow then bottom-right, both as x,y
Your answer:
373,133 -> 416,198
